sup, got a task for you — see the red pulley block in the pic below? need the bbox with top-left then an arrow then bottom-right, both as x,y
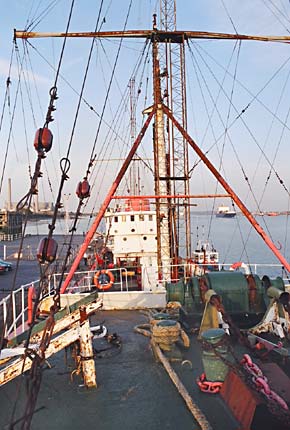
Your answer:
34,128 -> 53,153
37,237 -> 58,264
76,179 -> 90,199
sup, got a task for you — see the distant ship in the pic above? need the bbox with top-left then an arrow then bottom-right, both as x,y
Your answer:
216,205 -> 236,218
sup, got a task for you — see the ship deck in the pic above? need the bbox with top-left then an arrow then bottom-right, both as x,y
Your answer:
1,234 -> 290,430
0,309 -> 239,430
2,308 -> 290,430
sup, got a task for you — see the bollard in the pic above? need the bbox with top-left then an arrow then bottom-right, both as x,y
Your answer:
201,328 -> 229,382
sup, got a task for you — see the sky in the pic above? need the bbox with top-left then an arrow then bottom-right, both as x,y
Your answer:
1,0 -> 290,214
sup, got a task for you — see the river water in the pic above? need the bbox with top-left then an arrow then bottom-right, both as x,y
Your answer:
24,213 -> 290,270
0,212 -> 289,299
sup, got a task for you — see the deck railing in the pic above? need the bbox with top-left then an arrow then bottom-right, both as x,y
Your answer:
0,263 -> 289,341
0,280 -> 40,340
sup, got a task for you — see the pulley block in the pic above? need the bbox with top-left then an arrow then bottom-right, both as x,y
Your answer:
76,179 -> 90,199
37,237 -> 58,264
34,128 -> 53,153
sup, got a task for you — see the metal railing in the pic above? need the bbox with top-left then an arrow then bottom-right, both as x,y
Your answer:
0,280 -> 40,340
1,262 -> 289,342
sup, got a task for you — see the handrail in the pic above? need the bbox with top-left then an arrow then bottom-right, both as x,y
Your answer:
1,262 -> 289,342
0,280 -> 40,340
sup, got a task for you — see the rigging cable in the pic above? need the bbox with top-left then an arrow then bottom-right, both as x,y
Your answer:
84,40 -> 152,226
262,0 -> 290,33
188,40 -> 281,246
220,0 -> 239,34
25,0 -> 62,32
0,42 -> 24,195
188,40 -> 290,199
187,40 -> 253,264
187,39 -> 290,255
25,39 -> 135,154
50,0 -> 106,296
0,47 -> 14,137
86,0 -> 133,182
6,2 -> 77,429
192,42 -> 290,139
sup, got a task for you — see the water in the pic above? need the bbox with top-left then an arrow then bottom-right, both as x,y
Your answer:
25,215 -> 101,237
191,213 -> 290,265
24,213 -> 290,270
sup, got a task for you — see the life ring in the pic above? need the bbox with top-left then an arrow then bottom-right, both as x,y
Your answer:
229,261 -> 250,275
93,270 -> 114,291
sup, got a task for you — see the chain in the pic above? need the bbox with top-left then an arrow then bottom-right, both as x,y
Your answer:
200,336 -> 290,427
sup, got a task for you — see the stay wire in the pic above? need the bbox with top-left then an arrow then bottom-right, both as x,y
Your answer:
53,0 -> 106,294
188,41 -> 277,249
0,43 -> 23,196
8,3 -> 77,428
0,46 -> 14,136
188,40 -> 253,264
188,40 -> 290,199
85,38 -> 150,206
193,41 -> 290,135
87,0 -> 133,178
0,44 -> 37,351
25,39 -> 133,150
220,0 -> 238,34
262,0 -> 290,32
28,1 -> 61,32
254,66 -> 290,211
67,0 -> 105,173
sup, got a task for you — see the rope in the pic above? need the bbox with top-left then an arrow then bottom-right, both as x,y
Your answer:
134,314 -> 212,430
152,322 -> 181,351
151,340 -> 212,430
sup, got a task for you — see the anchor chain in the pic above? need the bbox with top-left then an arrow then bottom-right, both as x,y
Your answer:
200,334 -> 290,427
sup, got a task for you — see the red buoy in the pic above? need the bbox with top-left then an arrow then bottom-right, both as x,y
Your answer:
34,128 -> 53,153
37,237 -> 58,264
76,179 -> 90,199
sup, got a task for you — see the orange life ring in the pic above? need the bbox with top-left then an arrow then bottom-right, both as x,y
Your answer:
93,270 -> 114,291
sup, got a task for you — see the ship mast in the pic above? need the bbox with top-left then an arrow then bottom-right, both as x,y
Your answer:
15,16 -> 290,282
159,0 -> 191,261
152,15 -> 171,281
128,78 -> 139,195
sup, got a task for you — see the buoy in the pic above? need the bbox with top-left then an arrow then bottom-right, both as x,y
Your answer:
93,270 -> 114,291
